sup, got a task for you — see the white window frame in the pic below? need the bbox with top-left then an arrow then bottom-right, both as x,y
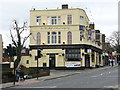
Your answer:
47,16 -> 51,25
47,32 -> 50,44
67,15 -> 72,25
67,31 -> 72,44
80,16 -> 84,25
37,32 -> 41,44
52,16 -> 57,25
58,32 -> 61,44
58,16 -> 61,25
52,32 -> 57,44
36,16 -> 41,25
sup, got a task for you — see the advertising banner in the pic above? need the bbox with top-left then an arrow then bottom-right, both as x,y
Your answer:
66,62 -> 81,67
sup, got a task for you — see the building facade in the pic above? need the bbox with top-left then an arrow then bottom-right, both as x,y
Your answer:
0,34 -> 3,64
19,5 -> 103,69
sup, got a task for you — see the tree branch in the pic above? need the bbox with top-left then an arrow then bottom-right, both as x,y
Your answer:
22,33 -> 32,47
19,22 -> 27,34
10,29 -> 17,47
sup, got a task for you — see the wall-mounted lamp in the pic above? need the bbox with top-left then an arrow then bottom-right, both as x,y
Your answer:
29,54 -> 32,57
87,49 -> 92,53
43,23 -> 45,25
63,42 -> 65,44
82,53 -> 84,56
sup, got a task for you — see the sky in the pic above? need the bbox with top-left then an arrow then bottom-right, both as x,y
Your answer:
0,0 -> 119,48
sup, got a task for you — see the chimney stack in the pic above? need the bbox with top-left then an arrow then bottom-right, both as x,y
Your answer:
62,4 -> 68,9
89,22 -> 95,29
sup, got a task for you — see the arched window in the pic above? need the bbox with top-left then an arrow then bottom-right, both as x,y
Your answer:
67,31 -> 72,44
52,32 -> 56,44
37,32 -> 41,44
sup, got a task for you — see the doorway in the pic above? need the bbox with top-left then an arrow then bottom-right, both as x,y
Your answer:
85,54 -> 90,68
49,54 -> 55,69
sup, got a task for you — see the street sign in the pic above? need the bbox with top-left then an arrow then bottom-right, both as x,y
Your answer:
79,58 -> 83,60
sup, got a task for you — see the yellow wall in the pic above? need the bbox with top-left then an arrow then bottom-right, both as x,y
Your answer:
30,9 -> 89,26
16,7 -> 103,68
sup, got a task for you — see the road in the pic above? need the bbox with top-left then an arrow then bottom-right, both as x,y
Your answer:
5,66 -> 118,89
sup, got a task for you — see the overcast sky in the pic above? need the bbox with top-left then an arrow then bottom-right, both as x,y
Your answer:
0,0 -> 119,48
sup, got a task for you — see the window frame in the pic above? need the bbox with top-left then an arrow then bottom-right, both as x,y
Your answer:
36,16 -> 41,25
47,32 -> 50,44
47,16 -> 51,25
51,16 -> 57,25
58,32 -> 61,44
67,15 -> 72,25
52,32 -> 57,44
80,16 -> 84,25
36,32 -> 41,45
67,31 -> 72,44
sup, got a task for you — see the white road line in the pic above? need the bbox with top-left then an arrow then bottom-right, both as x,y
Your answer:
104,85 -> 118,88
15,86 -> 57,88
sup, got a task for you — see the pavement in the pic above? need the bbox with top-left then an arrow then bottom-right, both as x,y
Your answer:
0,65 -> 118,89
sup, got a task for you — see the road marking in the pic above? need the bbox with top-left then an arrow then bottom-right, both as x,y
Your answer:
15,86 -> 57,88
104,85 -> 118,88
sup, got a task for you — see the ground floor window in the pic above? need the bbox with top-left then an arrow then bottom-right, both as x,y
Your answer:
26,60 -> 29,64
66,49 -> 81,61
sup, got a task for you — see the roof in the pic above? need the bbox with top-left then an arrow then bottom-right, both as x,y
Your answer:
30,8 -> 89,21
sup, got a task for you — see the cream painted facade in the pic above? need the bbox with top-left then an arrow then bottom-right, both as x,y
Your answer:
19,5 -> 103,69
0,34 -> 3,64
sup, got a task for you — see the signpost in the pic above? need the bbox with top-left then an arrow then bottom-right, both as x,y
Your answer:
35,50 -> 42,80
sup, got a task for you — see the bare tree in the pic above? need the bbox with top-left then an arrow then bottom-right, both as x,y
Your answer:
106,31 -> 120,53
10,20 -> 31,68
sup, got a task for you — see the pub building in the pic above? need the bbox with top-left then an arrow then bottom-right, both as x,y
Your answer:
19,4 -> 103,69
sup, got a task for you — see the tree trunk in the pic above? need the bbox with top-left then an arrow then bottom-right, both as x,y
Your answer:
14,46 -> 22,68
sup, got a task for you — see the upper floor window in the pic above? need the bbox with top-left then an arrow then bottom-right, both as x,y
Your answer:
47,16 -> 51,25
80,32 -> 84,41
52,16 -> 57,25
67,31 -> 72,44
52,32 -> 57,44
58,16 -> 61,25
88,30 -> 92,35
37,32 -> 41,44
47,32 -> 50,44
67,15 -> 72,25
58,32 -> 61,44
36,16 -> 41,25
80,16 -> 84,25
